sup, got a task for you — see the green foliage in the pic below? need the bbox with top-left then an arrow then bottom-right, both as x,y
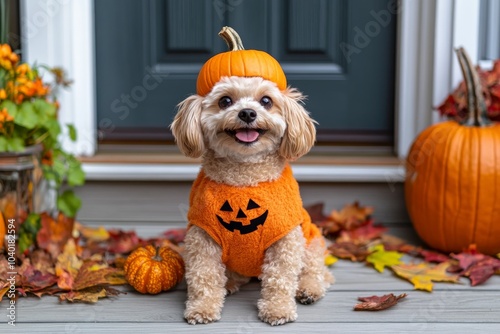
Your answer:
18,214 -> 41,254
57,190 -> 82,218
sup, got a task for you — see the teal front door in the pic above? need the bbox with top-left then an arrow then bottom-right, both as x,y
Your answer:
95,0 -> 397,144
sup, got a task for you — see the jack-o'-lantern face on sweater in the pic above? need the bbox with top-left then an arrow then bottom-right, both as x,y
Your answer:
216,199 -> 269,235
188,164 -> 322,277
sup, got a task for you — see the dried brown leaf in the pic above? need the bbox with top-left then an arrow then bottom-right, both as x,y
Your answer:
354,293 -> 407,311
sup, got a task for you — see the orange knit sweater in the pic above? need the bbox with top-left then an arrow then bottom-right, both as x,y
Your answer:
188,164 -> 321,277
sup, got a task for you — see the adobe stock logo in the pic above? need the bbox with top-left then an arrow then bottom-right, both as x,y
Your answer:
340,0 -> 401,63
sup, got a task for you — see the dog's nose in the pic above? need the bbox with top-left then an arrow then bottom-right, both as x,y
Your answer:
238,109 -> 257,124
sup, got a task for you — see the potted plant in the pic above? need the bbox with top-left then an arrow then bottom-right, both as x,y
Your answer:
0,43 -> 85,254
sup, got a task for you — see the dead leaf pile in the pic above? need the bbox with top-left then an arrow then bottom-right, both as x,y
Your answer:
306,202 -> 500,292
0,215 -> 186,303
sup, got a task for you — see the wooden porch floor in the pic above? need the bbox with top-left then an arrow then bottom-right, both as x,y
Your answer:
11,222 -> 500,333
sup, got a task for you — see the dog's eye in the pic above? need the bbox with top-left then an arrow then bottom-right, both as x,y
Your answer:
218,96 -> 233,109
260,96 -> 273,110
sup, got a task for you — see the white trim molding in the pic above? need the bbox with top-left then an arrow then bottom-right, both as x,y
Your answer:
21,0 -> 96,156
82,163 -> 406,183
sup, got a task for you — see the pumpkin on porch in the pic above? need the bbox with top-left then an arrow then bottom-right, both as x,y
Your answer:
124,245 -> 184,294
196,26 -> 287,96
0,213 -> 5,249
405,47 -> 500,256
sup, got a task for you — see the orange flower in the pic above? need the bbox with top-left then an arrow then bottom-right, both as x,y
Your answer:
0,108 -> 14,131
16,63 -> 30,75
0,89 -> 6,100
0,44 -> 18,70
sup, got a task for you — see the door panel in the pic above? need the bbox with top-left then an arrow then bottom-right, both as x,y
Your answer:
95,0 -> 397,144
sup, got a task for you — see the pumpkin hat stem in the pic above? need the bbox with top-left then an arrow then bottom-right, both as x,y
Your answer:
455,47 -> 491,127
219,26 -> 245,51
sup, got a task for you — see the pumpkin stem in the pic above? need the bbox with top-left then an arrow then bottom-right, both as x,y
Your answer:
219,26 -> 245,51
152,246 -> 162,261
455,47 -> 490,127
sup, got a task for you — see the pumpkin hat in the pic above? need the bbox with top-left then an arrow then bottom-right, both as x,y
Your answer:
196,26 -> 287,96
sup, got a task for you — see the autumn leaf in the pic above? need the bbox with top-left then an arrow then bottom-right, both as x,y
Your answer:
328,242 -> 371,262
337,219 -> 387,245
55,239 -> 83,290
76,222 -> 110,242
107,230 -> 140,254
0,282 -> 9,300
59,286 -> 122,303
330,201 -> 374,231
354,293 -> 407,311
391,262 -> 460,292
419,249 -> 450,263
305,202 -> 342,235
29,249 -> 55,275
324,254 -> 338,267
163,228 -> 187,244
366,244 -> 403,273
451,245 -> 500,286
37,212 -> 75,258
73,261 -> 126,291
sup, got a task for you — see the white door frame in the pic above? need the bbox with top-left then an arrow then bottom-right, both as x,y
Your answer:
20,0 -> 485,180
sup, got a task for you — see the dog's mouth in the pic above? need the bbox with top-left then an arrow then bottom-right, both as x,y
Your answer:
225,128 -> 266,144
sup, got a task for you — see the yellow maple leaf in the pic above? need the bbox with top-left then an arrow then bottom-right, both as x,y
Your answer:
366,244 -> 403,273
75,222 -> 110,242
391,262 -> 460,292
325,254 -> 338,267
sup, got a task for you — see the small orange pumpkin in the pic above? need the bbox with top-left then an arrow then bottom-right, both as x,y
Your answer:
405,47 -> 500,255
124,245 -> 184,294
196,26 -> 287,96
0,213 -> 6,249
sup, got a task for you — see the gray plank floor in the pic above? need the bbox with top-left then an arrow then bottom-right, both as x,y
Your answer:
6,221 -> 500,333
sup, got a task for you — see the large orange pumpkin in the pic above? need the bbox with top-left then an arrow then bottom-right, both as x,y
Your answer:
196,26 -> 287,96
124,245 -> 184,294
405,47 -> 500,255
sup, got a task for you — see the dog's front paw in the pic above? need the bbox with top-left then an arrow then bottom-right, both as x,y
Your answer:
257,298 -> 297,326
184,303 -> 221,325
296,288 -> 324,305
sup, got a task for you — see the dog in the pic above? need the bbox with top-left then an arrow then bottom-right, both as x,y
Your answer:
171,75 -> 334,326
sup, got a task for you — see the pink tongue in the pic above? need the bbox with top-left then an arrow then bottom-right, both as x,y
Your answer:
235,129 -> 260,142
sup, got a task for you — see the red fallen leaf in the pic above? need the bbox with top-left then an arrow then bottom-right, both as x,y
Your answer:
36,213 -> 75,258
162,228 -> 187,244
419,249 -> 450,263
304,203 -> 330,223
21,270 -> 58,291
354,293 -> 407,311
328,242 -> 371,262
305,203 -> 342,236
451,244 -> 500,286
337,219 -> 387,244
106,230 -> 140,254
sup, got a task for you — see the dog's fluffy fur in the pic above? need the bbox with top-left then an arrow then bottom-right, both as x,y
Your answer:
171,76 -> 334,326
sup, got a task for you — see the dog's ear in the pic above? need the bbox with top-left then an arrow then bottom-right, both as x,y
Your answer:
170,95 -> 205,158
279,88 -> 317,160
